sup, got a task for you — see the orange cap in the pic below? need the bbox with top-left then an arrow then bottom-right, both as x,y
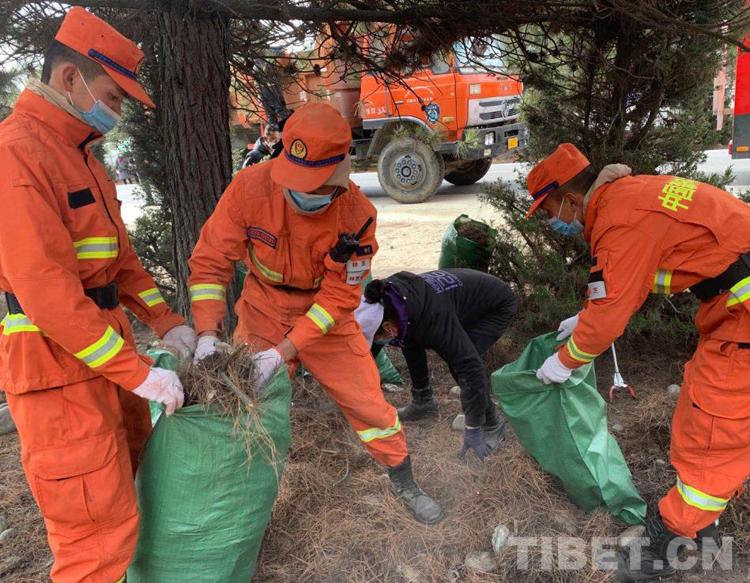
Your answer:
525,143 -> 591,218
55,7 -> 155,108
271,103 -> 352,192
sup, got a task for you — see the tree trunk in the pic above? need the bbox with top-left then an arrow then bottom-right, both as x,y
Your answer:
157,7 -> 234,321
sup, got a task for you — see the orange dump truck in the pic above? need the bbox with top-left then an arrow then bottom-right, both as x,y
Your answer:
237,33 -> 526,203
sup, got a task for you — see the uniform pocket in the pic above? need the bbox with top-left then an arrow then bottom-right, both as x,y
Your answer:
27,431 -> 135,529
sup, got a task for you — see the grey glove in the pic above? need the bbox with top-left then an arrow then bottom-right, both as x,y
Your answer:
460,427 -> 492,460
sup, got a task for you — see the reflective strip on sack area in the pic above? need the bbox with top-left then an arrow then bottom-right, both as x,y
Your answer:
676,477 -> 729,512
726,276 -> 750,308
566,337 -> 597,364
357,417 -> 402,443
306,303 -> 335,333
653,269 -> 673,295
138,287 -> 166,307
75,326 -> 124,368
250,246 -> 283,283
73,236 -> 118,260
189,283 -> 226,302
1,314 -> 41,335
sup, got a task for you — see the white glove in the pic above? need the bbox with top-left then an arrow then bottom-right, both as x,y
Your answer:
536,353 -> 573,385
193,335 -> 231,363
556,314 -> 580,341
162,325 -> 197,360
132,367 -> 184,415
252,348 -> 283,389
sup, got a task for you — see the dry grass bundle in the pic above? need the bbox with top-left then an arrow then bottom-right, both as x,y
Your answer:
180,346 -> 279,468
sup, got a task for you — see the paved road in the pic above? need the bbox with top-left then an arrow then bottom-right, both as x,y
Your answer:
116,149 -> 750,277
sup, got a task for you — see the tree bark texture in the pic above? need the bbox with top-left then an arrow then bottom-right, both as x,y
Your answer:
157,8 -> 233,319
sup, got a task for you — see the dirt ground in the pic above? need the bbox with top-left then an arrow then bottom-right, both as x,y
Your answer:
3,337 -> 749,582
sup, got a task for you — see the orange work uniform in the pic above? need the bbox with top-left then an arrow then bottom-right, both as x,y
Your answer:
188,160 -> 408,467
0,90 -> 183,582
558,174 -> 750,538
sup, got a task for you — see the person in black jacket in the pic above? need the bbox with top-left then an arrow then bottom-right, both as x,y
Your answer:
356,268 -> 518,460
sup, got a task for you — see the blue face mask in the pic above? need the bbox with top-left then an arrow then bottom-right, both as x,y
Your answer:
69,71 -> 121,135
548,216 -> 584,237
547,201 -> 584,237
288,188 -> 337,212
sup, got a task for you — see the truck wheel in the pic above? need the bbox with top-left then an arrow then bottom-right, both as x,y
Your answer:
444,158 -> 493,186
377,137 -> 445,204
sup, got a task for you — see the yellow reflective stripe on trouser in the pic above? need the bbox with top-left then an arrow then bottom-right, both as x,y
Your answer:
653,269 -> 673,294
676,476 -> 729,512
189,283 -> 226,302
306,303 -> 335,333
250,246 -> 283,283
114,576 -> 125,583
137,287 -> 165,307
566,337 -> 597,363
726,276 -> 750,308
1,314 -> 41,335
73,237 -> 118,259
357,418 -> 402,443
75,326 -> 124,368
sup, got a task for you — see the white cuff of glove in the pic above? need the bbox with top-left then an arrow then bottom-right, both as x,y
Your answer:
193,335 -> 230,363
556,314 -> 580,341
162,325 -> 197,360
252,348 -> 283,389
536,352 -> 573,385
132,367 -> 185,415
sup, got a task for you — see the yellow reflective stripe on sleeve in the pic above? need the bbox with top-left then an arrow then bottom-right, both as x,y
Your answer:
137,287 -> 166,307
676,476 -> 729,512
357,418 -> 402,443
75,326 -> 124,368
306,303 -> 335,333
566,337 -> 597,363
250,246 -> 283,283
73,237 -> 118,260
114,576 -> 125,583
1,314 -> 41,335
189,283 -> 226,302
653,269 -> 673,294
726,276 -> 750,308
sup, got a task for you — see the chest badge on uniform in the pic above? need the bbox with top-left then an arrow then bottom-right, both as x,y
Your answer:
247,227 -> 277,249
290,139 -> 307,160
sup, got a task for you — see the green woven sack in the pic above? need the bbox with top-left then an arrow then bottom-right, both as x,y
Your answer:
128,349 -> 292,582
491,333 -> 646,525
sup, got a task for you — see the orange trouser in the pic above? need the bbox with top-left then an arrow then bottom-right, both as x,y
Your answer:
659,338 -> 750,538
235,280 -> 408,468
6,376 -> 150,583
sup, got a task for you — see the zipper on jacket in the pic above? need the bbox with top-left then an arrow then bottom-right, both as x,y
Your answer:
79,133 -> 120,264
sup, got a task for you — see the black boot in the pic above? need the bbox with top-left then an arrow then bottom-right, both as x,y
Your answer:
618,512 -> 681,582
695,520 -> 720,554
397,386 -> 438,422
481,421 -> 508,451
387,456 -> 444,525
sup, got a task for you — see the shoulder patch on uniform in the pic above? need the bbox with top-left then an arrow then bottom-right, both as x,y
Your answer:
247,226 -> 277,249
68,188 -> 95,209
356,244 -> 373,256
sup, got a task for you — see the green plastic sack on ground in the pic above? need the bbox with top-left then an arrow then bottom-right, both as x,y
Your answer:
128,349 -> 293,582
491,333 -> 646,525
438,214 -> 498,272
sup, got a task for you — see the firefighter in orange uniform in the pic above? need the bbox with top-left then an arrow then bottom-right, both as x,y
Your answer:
0,8 -> 195,582
526,143 -> 750,581
188,102 -> 444,525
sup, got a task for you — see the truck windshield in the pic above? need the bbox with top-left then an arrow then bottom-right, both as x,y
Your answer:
453,38 -> 506,74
